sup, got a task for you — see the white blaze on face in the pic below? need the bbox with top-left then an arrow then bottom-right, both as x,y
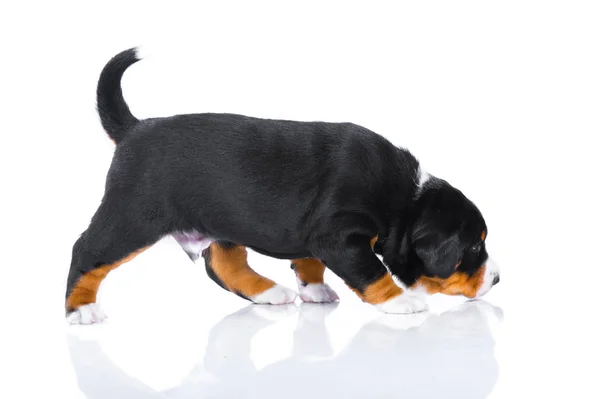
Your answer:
476,258 -> 500,298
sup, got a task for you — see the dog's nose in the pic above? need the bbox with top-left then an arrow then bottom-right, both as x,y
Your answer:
492,274 -> 500,286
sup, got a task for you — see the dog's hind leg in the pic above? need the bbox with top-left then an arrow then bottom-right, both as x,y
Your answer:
203,242 -> 297,305
65,199 -> 165,324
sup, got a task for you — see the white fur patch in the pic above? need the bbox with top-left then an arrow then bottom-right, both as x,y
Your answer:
417,167 -> 431,189
414,166 -> 432,198
391,274 -> 429,300
476,258 -> 500,298
67,303 -> 107,325
376,293 -> 429,314
251,284 -> 298,305
298,283 -> 339,303
406,283 -> 430,301
179,238 -> 213,260
134,46 -> 152,61
172,231 -> 214,262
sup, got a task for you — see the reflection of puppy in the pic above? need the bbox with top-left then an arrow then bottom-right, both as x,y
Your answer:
67,301 -> 501,398
67,335 -> 162,398
321,301 -> 502,399
256,301 -> 501,399
65,48 -> 500,323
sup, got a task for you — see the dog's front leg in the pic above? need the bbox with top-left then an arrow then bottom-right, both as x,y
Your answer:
315,235 -> 429,314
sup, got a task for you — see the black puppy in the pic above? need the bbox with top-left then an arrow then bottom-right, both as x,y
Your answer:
66,48 -> 499,324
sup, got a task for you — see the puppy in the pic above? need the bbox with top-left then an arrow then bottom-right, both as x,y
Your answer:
66,48 -> 500,324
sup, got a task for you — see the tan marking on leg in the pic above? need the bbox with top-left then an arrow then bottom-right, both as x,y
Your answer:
292,258 -> 326,284
209,243 -> 275,298
66,247 -> 148,312
351,273 -> 403,304
370,235 -> 378,249
412,266 -> 486,298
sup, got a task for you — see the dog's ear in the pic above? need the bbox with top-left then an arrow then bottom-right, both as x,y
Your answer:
413,230 -> 461,279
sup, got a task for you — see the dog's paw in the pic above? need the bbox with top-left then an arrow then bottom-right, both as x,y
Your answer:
299,283 -> 339,303
376,294 -> 429,314
251,284 -> 298,305
67,303 -> 107,325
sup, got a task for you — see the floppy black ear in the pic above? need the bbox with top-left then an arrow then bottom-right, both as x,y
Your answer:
413,233 -> 461,278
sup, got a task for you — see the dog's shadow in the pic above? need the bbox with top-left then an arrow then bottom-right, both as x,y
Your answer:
68,301 -> 502,398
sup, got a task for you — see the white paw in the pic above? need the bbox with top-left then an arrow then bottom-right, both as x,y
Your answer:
376,294 -> 429,314
298,283 -> 339,303
67,303 -> 107,325
251,284 -> 298,305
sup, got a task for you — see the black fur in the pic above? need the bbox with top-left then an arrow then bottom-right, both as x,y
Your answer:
202,247 -> 228,292
65,48 -> 489,307
388,177 -> 489,286
96,47 -> 140,143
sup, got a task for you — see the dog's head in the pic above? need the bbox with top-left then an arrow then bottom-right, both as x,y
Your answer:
400,176 -> 499,298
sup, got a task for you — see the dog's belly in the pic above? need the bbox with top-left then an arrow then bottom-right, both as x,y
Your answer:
247,246 -> 312,260
172,230 -> 311,261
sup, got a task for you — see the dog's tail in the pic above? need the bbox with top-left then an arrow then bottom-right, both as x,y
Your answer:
96,48 -> 141,144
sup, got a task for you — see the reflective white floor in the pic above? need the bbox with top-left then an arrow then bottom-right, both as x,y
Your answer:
66,300 -> 502,399
3,235 -> 599,399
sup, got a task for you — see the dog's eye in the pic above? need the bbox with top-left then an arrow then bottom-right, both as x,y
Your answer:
470,243 -> 481,252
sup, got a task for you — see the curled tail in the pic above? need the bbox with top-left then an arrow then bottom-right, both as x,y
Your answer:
96,48 -> 141,144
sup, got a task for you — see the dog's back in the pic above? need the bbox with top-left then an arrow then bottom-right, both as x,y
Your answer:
97,49 -> 415,253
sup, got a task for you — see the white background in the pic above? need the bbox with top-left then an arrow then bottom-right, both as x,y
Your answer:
1,1 -> 599,398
